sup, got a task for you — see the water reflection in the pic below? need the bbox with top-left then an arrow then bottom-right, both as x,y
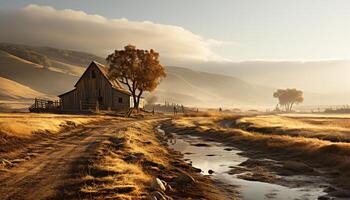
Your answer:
165,131 -> 327,200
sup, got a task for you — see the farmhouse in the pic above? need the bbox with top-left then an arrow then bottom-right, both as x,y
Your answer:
58,61 -> 144,112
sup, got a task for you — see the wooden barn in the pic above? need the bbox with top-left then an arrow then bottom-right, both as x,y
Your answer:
58,61 -> 143,112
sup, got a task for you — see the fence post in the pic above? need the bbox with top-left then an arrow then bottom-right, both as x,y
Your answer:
80,100 -> 82,111
96,100 -> 99,112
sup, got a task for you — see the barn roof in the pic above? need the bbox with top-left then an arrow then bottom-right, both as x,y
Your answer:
59,61 -> 131,97
58,88 -> 76,97
78,61 -> 130,95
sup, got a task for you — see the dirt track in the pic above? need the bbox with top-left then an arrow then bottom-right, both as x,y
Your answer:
0,119 -> 136,200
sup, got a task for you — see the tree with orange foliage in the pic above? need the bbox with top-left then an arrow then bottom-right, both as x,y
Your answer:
273,88 -> 304,112
106,45 -> 166,109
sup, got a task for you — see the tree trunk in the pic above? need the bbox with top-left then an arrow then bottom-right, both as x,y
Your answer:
132,93 -> 138,109
135,90 -> 143,111
289,102 -> 295,111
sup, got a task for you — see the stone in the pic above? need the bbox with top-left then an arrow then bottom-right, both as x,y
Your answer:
150,178 -> 166,192
148,191 -> 167,200
0,159 -> 12,166
124,153 -> 144,163
165,184 -> 173,192
11,159 -> 26,163
174,173 -> 196,185
318,195 -> 335,200
283,161 -> 313,173
329,190 -> 350,198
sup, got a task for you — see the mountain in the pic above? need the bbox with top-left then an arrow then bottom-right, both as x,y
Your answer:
0,43 -> 107,95
0,43 -> 274,109
190,60 -> 350,96
153,66 -> 273,107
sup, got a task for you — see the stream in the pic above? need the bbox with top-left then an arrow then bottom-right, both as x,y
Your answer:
161,128 -> 331,200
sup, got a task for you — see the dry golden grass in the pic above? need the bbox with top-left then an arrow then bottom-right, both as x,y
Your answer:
239,115 -> 348,131
80,120 -> 169,199
236,114 -> 350,141
0,113 -> 104,138
80,120 -> 233,200
281,113 -> 350,119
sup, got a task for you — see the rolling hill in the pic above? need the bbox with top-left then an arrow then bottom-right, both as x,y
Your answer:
0,43 -> 275,109
0,77 -> 49,100
0,76 -> 54,112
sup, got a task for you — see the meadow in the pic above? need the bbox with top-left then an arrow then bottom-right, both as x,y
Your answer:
0,113 -> 102,137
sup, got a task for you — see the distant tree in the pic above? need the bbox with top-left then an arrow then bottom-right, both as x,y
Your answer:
273,88 -> 304,112
106,45 -> 166,109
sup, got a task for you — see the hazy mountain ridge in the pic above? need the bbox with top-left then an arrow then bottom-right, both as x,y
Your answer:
191,60 -> 350,95
156,66 -> 274,107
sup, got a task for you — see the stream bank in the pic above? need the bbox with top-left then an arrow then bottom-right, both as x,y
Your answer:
160,122 -> 346,200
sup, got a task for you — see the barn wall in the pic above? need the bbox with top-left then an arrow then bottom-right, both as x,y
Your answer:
60,90 -> 78,111
75,64 -> 114,110
112,89 -> 130,111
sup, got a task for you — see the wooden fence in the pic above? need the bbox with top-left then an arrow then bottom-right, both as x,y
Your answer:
29,98 -> 62,113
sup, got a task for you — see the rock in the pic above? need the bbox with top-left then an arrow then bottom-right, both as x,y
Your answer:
318,195 -> 335,200
148,191 -> 167,200
324,186 -> 337,193
0,158 -> 12,166
143,160 -> 166,170
124,153 -> 144,163
11,159 -> 26,163
192,143 -> 210,147
174,173 -> 196,185
143,140 -> 152,145
283,161 -> 313,173
192,166 -> 202,173
150,178 -> 166,192
165,184 -> 173,192
208,169 -> 214,174
329,190 -> 350,198
27,152 -> 39,157
239,159 -> 261,167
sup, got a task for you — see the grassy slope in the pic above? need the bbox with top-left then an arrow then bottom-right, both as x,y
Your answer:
0,77 -> 50,100
0,50 -> 78,95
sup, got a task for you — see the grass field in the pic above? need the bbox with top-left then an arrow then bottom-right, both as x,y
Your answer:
0,113 -> 104,138
235,114 -> 350,142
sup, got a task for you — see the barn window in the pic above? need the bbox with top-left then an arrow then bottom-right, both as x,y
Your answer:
91,70 -> 96,79
118,97 -> 123,103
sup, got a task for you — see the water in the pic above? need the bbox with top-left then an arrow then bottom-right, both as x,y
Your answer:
165,131 -> 328,200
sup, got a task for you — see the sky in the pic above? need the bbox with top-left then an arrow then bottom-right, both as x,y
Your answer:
2,0 -> 350,61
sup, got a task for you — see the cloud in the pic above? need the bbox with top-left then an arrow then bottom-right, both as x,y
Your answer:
0,4 -> 228,64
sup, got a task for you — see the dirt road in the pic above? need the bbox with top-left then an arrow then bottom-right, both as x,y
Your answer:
0,119 -> 137,200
